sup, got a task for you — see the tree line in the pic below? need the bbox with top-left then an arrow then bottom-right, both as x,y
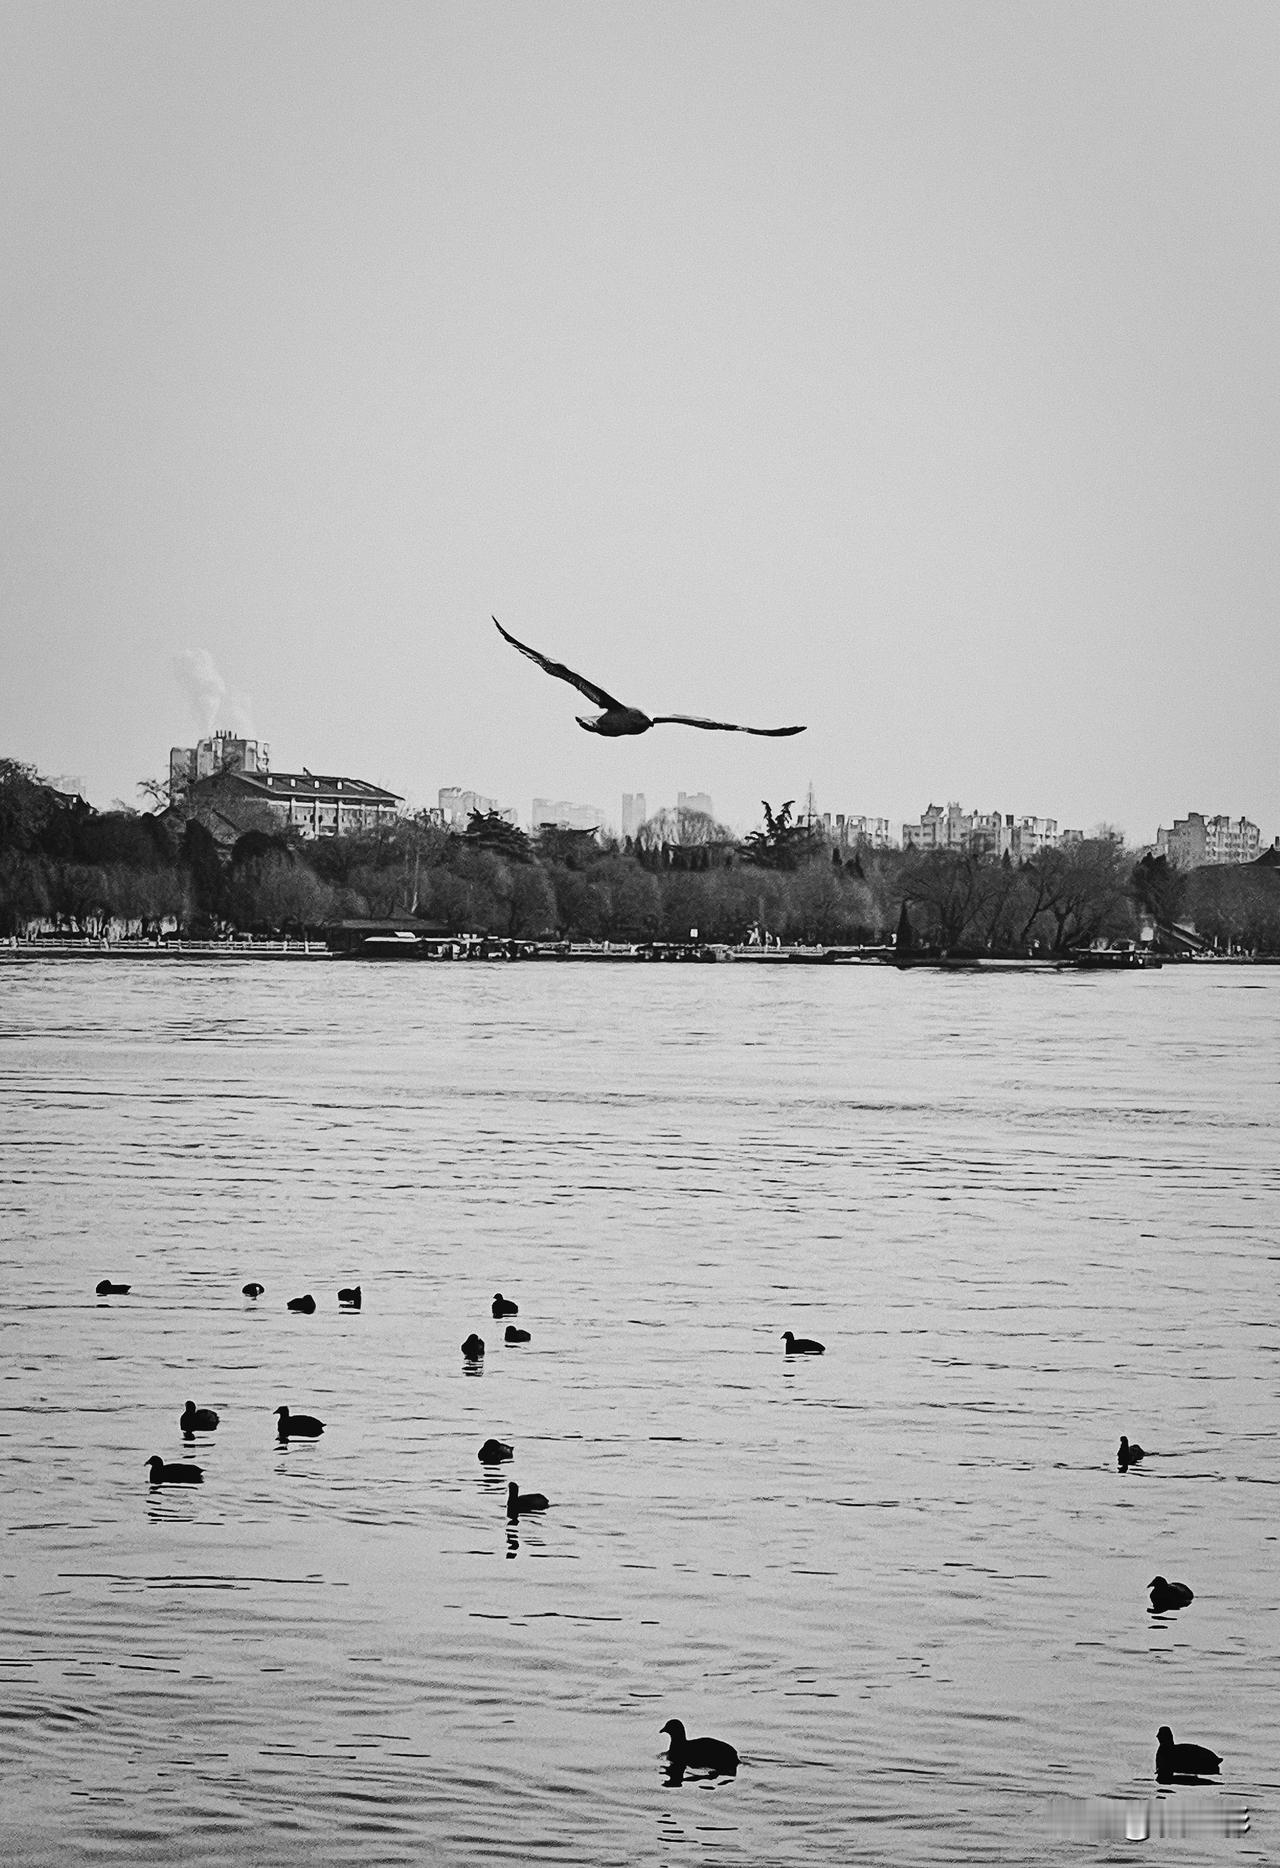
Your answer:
2,758 -> 1277,952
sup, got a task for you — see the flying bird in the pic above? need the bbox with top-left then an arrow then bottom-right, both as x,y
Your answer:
493,617 -> 805,738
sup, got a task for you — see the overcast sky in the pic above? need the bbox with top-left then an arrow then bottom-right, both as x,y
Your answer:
3,2 -> 1277,842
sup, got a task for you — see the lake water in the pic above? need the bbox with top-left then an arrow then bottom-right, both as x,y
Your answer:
0,958 -> 1275,1864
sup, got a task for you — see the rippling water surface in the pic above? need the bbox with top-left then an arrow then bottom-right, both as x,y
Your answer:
1,959 -> 1276,1863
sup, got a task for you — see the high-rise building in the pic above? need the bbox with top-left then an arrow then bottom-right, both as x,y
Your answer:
621,792 -> 647,839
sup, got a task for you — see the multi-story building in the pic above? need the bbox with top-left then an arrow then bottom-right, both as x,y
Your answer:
903,801 -> 969,852
621,792 -> 647,839
169,730 -> 268,801
1005,814 -> 1059,860
901,802 -> 1063,859
825,813 -> 896,851
532,798 -> 603,832
677,790 -> 714,819
170,732 -> 402,843
437,787 -> 518,830
1156,812 -> 1261,867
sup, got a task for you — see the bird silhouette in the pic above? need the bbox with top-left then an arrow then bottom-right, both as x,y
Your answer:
180,1401 -> 219,1434
275,1405 -> 324,1438
494,618 -> 805,738
507,1481 -> 549,1516
1156,1726 -> 1221,1780
1148,1576 -> 1194,1612
660,1718 -> 739,1776
145,1455 -> 202,1485
478,1439 -> 514,1463
1118,1435 -> 1145,1467
783,1330 -> 825,1354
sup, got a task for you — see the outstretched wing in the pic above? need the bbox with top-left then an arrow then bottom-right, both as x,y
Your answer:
493,617 -> 625,712
650,714 -> 806,736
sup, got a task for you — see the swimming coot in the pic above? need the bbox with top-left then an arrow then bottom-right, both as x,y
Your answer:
492,1294 -> 519,1317
180,1401 -> 219,1433
275,1404 -> 324,1438
1156,1726 -> 1221,1780
1118,1435 -> 1145,1467
338,1285 -> 361,1307
782,1330 -> 824,1355
507,1481 -> 549,1516
1148,1576 -> 1194,1612
504,1325 -> 531,1344
242,1282 -> 265,1298
660,1718 -> 739,1775
478,1439 -> 514,1463
96,1279 -> 130,1296
462,1333 -> 485,1359
145,1455 -> 202,1485
287,1294 -> 316,1314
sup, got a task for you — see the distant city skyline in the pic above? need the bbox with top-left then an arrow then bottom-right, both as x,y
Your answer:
157,725 -> 1274,852
5,9 -> 1277,850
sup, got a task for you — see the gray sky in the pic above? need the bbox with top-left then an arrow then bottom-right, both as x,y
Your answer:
3,1 -> 1277,842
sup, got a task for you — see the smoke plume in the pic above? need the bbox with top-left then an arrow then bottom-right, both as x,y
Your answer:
173,649 -> 225,735
172,650 -> 254,738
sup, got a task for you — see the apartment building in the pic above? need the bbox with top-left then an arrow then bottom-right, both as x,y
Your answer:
1156,812 -> 1261,867
901,802 -> 1064,858
824,812 -> 895,850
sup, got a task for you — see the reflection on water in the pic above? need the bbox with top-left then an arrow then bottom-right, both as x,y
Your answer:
0,960 -> 1276,1863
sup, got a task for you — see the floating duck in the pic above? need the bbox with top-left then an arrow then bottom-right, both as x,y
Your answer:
660,1718 -> 739,1775
145,1455 -> 202,1485
1148,1576 -> 1194,1612
504,1325 -> 531,1344
1156,1726 -> 1221,1780
492,1294 -> 519,1317
1118,1435 -> 1145,1467
507,1481 -> 549,1517
478,1439 -> 514,1463
96,1279 -> 130,1296
462,1333 -> 485,1359
782,1330 -> 824,1354
275,1405 -> 324,1438
287,1294 -> 316,1314
180,1401 -> 219,1433
338,1286 -> 361,1308
494,617 -> 805,738
242,1282 -> 265,1298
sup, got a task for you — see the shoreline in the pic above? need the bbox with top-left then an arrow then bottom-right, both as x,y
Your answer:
2,940 -> 1273,969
